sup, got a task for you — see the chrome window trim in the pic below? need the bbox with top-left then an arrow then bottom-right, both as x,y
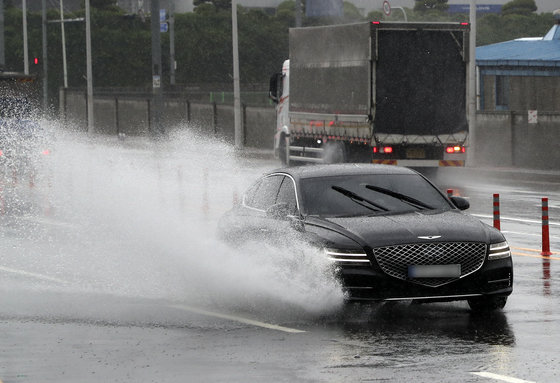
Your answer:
242,173 -> 301,217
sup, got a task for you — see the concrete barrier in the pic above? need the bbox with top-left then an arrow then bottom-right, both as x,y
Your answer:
189,102 -> 215,135
245,106 -> 276,148
62,90 -> 87,130
94,98 -> 118,135
59,89 -> 560,170
117,99 -> 150,136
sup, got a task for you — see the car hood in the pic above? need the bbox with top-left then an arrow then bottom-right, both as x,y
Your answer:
307,210 -> 495,248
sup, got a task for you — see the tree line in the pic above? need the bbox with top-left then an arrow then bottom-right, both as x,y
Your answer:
2,0 -> 555,107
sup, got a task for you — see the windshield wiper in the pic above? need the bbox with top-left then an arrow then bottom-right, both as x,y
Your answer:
331,186 -> 389,212
365,184 -> 433,210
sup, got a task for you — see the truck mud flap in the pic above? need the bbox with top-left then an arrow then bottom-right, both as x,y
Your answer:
288,146 -> 324,164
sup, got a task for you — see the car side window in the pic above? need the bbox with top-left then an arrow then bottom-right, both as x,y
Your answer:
243,179 -> 262,208
276,176 -> 298,215
251,175 -> 283,211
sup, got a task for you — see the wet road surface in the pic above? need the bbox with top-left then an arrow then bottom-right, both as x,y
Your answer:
0,133 -> 559,382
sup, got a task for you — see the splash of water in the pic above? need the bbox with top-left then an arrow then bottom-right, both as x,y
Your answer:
3,122 -> 345,317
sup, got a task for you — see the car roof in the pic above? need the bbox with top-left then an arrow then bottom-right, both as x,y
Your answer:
268,164 -> 417,181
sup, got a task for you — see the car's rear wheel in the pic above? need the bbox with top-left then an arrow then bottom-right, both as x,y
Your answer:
467,296 -> 507,312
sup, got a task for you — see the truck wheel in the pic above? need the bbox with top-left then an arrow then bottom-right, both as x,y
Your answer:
467,296 -> 507,312
323,142 -> 345,164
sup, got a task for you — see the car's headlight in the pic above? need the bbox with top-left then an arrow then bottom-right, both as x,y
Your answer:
324,248 -> 370,265
488,241 -> 511,260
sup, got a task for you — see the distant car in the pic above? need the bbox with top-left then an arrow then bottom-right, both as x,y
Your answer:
219,164 -> 513,311
0,96 -> 50,176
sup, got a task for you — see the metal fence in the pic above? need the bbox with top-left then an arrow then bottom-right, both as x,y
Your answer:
59,88 -> 560,169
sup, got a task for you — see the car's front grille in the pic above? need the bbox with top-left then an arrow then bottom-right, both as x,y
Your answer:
373,242 -> 487,287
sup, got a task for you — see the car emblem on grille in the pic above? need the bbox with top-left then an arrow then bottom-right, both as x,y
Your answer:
417,235 -> 442,240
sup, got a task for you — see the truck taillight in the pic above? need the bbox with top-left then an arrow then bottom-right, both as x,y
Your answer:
374,146 -> 393,154
446,146 -> 465,153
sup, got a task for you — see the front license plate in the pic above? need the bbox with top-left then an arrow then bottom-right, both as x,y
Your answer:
408,264 -> 461,278
406,148 -> 426,159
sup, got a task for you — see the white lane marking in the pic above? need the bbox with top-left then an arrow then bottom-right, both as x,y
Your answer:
471,372 -> 536,383
472,214 -> 560,227
170,304 -> 306,334
0,266 -> 68,284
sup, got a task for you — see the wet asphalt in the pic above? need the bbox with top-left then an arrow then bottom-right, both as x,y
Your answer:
0,139 -> 558,383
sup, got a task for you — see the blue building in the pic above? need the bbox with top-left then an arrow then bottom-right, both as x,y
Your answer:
476,11 -> 560,112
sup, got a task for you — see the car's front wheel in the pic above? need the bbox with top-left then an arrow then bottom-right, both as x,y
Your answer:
467,296 -> 508,312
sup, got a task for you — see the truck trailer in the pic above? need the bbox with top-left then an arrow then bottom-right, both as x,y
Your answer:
269,21 -> 471,167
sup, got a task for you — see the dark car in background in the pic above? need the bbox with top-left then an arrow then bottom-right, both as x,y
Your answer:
0,73 -> 49,180
219,164 -> 513,311
0,97 -> 49,178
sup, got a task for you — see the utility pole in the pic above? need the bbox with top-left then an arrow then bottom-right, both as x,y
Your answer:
232,0 -> 243,149
467,0 -> 477,167
85,0 -> 94,132
295,0 -> 302,27
42,0 -> 48,109
0,0 -> 4,70
59,0 -> 68,88
23,0 -> 29,74
151,0 -> 163,136
169,0 -> 175,86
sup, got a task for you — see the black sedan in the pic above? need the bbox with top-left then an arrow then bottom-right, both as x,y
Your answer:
219,164 -> 513,311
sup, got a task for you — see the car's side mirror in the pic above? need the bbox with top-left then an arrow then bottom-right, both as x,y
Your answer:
450,196 -> 470,211
266,203 -> 291,220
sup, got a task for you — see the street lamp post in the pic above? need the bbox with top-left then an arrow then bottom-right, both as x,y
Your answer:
150,0 -> 163,136
467,0 -> 477,167
0,0 -> 4,70
85,0 -> 94,132
295,0 -> 302,27
169,1 -> 176,86
23,0 -> 29,74
42,0 -> 48,110
232,0 -> 243,149
59,0 -> 68,88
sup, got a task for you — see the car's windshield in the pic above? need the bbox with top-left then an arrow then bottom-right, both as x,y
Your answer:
300,173 -> 451,217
